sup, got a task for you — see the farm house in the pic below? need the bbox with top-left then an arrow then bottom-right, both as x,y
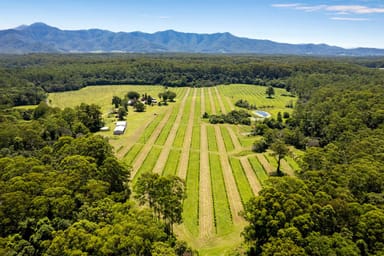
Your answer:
113,121 -> 127,135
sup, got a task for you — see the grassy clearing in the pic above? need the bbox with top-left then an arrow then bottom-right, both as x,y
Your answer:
220,126 -> 235,152
162,149 -> 181,176
183,151 -> 200,237
122,143 -> 143,166
132,146 -> 162,183
209,153 -> 233,236
207,125 -> 218,152
248,157 -> 269,186
229,157 -> 254,204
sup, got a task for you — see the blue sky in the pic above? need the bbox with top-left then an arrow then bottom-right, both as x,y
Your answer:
1,0 -> 384,48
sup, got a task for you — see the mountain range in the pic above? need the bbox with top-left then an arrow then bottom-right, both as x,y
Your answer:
1,22 -> 383,56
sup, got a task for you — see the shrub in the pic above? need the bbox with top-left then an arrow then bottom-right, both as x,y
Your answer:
252,138 -> 268,153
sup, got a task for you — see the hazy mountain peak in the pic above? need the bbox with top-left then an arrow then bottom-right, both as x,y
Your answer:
0,23 -> 383,55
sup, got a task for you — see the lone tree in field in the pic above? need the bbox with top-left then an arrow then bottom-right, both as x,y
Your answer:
266,86 -> 275,98
112,96 -> 122,108
134,101 -> 146,112
126,91 -> 140,100
270,140 -> 289,176
117,107 -> 127,120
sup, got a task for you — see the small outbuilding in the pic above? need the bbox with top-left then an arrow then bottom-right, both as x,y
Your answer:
113,121 -> 127,135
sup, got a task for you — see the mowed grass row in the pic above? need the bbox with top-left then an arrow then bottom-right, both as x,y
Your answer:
136,110 -> 166,144
264,152 -> 278,170
203,88 -> 212,114
209,153 -> 233,235
155,105 -> 179,146
220,126 -> 235,152
122,143 -> 144,166
286,155 -> 301,172
229,157 -> 254,204
132,146 -> 162,183
212,88 -> 223,114
182,151 -> 200,237
162,149 -> 181,176
207,125 -> 218,152
191,90 -> 202,150
172,91 -> 193,148
248,157 -> 269,186
216,87 -> 233,112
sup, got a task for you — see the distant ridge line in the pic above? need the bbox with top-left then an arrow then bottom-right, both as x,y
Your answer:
1,22 -> 384,56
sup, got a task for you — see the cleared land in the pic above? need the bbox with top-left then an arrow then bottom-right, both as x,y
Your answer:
48,84 -> 299,256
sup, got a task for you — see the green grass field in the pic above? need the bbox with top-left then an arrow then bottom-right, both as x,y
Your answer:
48,84 -> 299,256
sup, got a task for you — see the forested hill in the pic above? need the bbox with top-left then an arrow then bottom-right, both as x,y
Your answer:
1,22 -> 384,56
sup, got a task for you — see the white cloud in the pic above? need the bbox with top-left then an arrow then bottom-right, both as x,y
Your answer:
331,17 -> 370,21
272,3 -> 384,14
326,5 -> 384,14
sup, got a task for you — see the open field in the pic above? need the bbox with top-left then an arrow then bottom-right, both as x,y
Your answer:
48,84 -> 299,255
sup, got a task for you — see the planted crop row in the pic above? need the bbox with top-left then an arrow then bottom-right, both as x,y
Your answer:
132,146 -> 162,183
217,86 -> 234,111
136,110 -> 165,144
264,153 -> 278,170
209,153 -> 233,235
286,155 -> 301,172
212,88 -> 222,114
203,88 -> 212,114
248,157 -> 269,186
123,143 -> 144,166
220,126 -> 235,152
182,151 -> 200,236
155,105 -> 179,145
162,149 -> 181,176
207,125 -> 218,152
172,92 -> 192,148
229,157 -> 254,204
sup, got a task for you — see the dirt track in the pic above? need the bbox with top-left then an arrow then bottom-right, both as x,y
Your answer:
178,88 -> 196,180
152,88 -> 191,174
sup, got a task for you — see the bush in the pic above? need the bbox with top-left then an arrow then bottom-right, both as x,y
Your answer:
252,139 -> 268,153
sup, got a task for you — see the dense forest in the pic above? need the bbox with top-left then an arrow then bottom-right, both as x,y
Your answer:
1,54 -> 384,255
1,53 -> 383,107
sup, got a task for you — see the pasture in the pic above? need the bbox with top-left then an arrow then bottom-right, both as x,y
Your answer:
48,84 -> 300,255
